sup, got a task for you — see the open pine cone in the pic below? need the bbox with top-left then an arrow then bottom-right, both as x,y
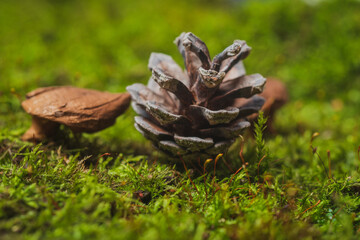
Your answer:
127,32 -> 266,159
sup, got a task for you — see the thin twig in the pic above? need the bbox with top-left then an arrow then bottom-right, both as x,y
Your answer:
312,146 -> 330,179
327,150 -> 331,179
301,200 -> 321,215
95,153 -> 111,169
203,158 -> 213,207
229,166 -> 243,185
178,153 -> 199,195
213,153 -> 223,179
239,139 -> 251,193
257,154 -> 267,184
330,207 -> 343,224
221,156 -> 234,173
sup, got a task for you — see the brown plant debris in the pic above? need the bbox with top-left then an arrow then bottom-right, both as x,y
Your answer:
22,86 -> 131,142
249,78 -> 288,133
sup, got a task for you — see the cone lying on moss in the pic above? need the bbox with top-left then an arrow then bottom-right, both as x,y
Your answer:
127,32 -> 266,159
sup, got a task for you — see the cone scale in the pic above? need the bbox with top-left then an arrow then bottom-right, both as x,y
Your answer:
127,32 -> 266,160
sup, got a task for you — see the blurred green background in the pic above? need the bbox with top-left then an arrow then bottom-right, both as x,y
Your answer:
1,0 -> 360,149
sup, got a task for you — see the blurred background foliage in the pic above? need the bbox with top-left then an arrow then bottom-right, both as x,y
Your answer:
1,0 -> 360,98
0,0 -> 360,154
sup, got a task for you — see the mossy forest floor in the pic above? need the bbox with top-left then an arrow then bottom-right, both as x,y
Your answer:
1,0 -> 360,239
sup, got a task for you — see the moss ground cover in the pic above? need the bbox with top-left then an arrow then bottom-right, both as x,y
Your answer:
1,0 -> 360,239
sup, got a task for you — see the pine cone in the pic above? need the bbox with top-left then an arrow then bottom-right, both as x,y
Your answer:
127,32 -> 266,159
